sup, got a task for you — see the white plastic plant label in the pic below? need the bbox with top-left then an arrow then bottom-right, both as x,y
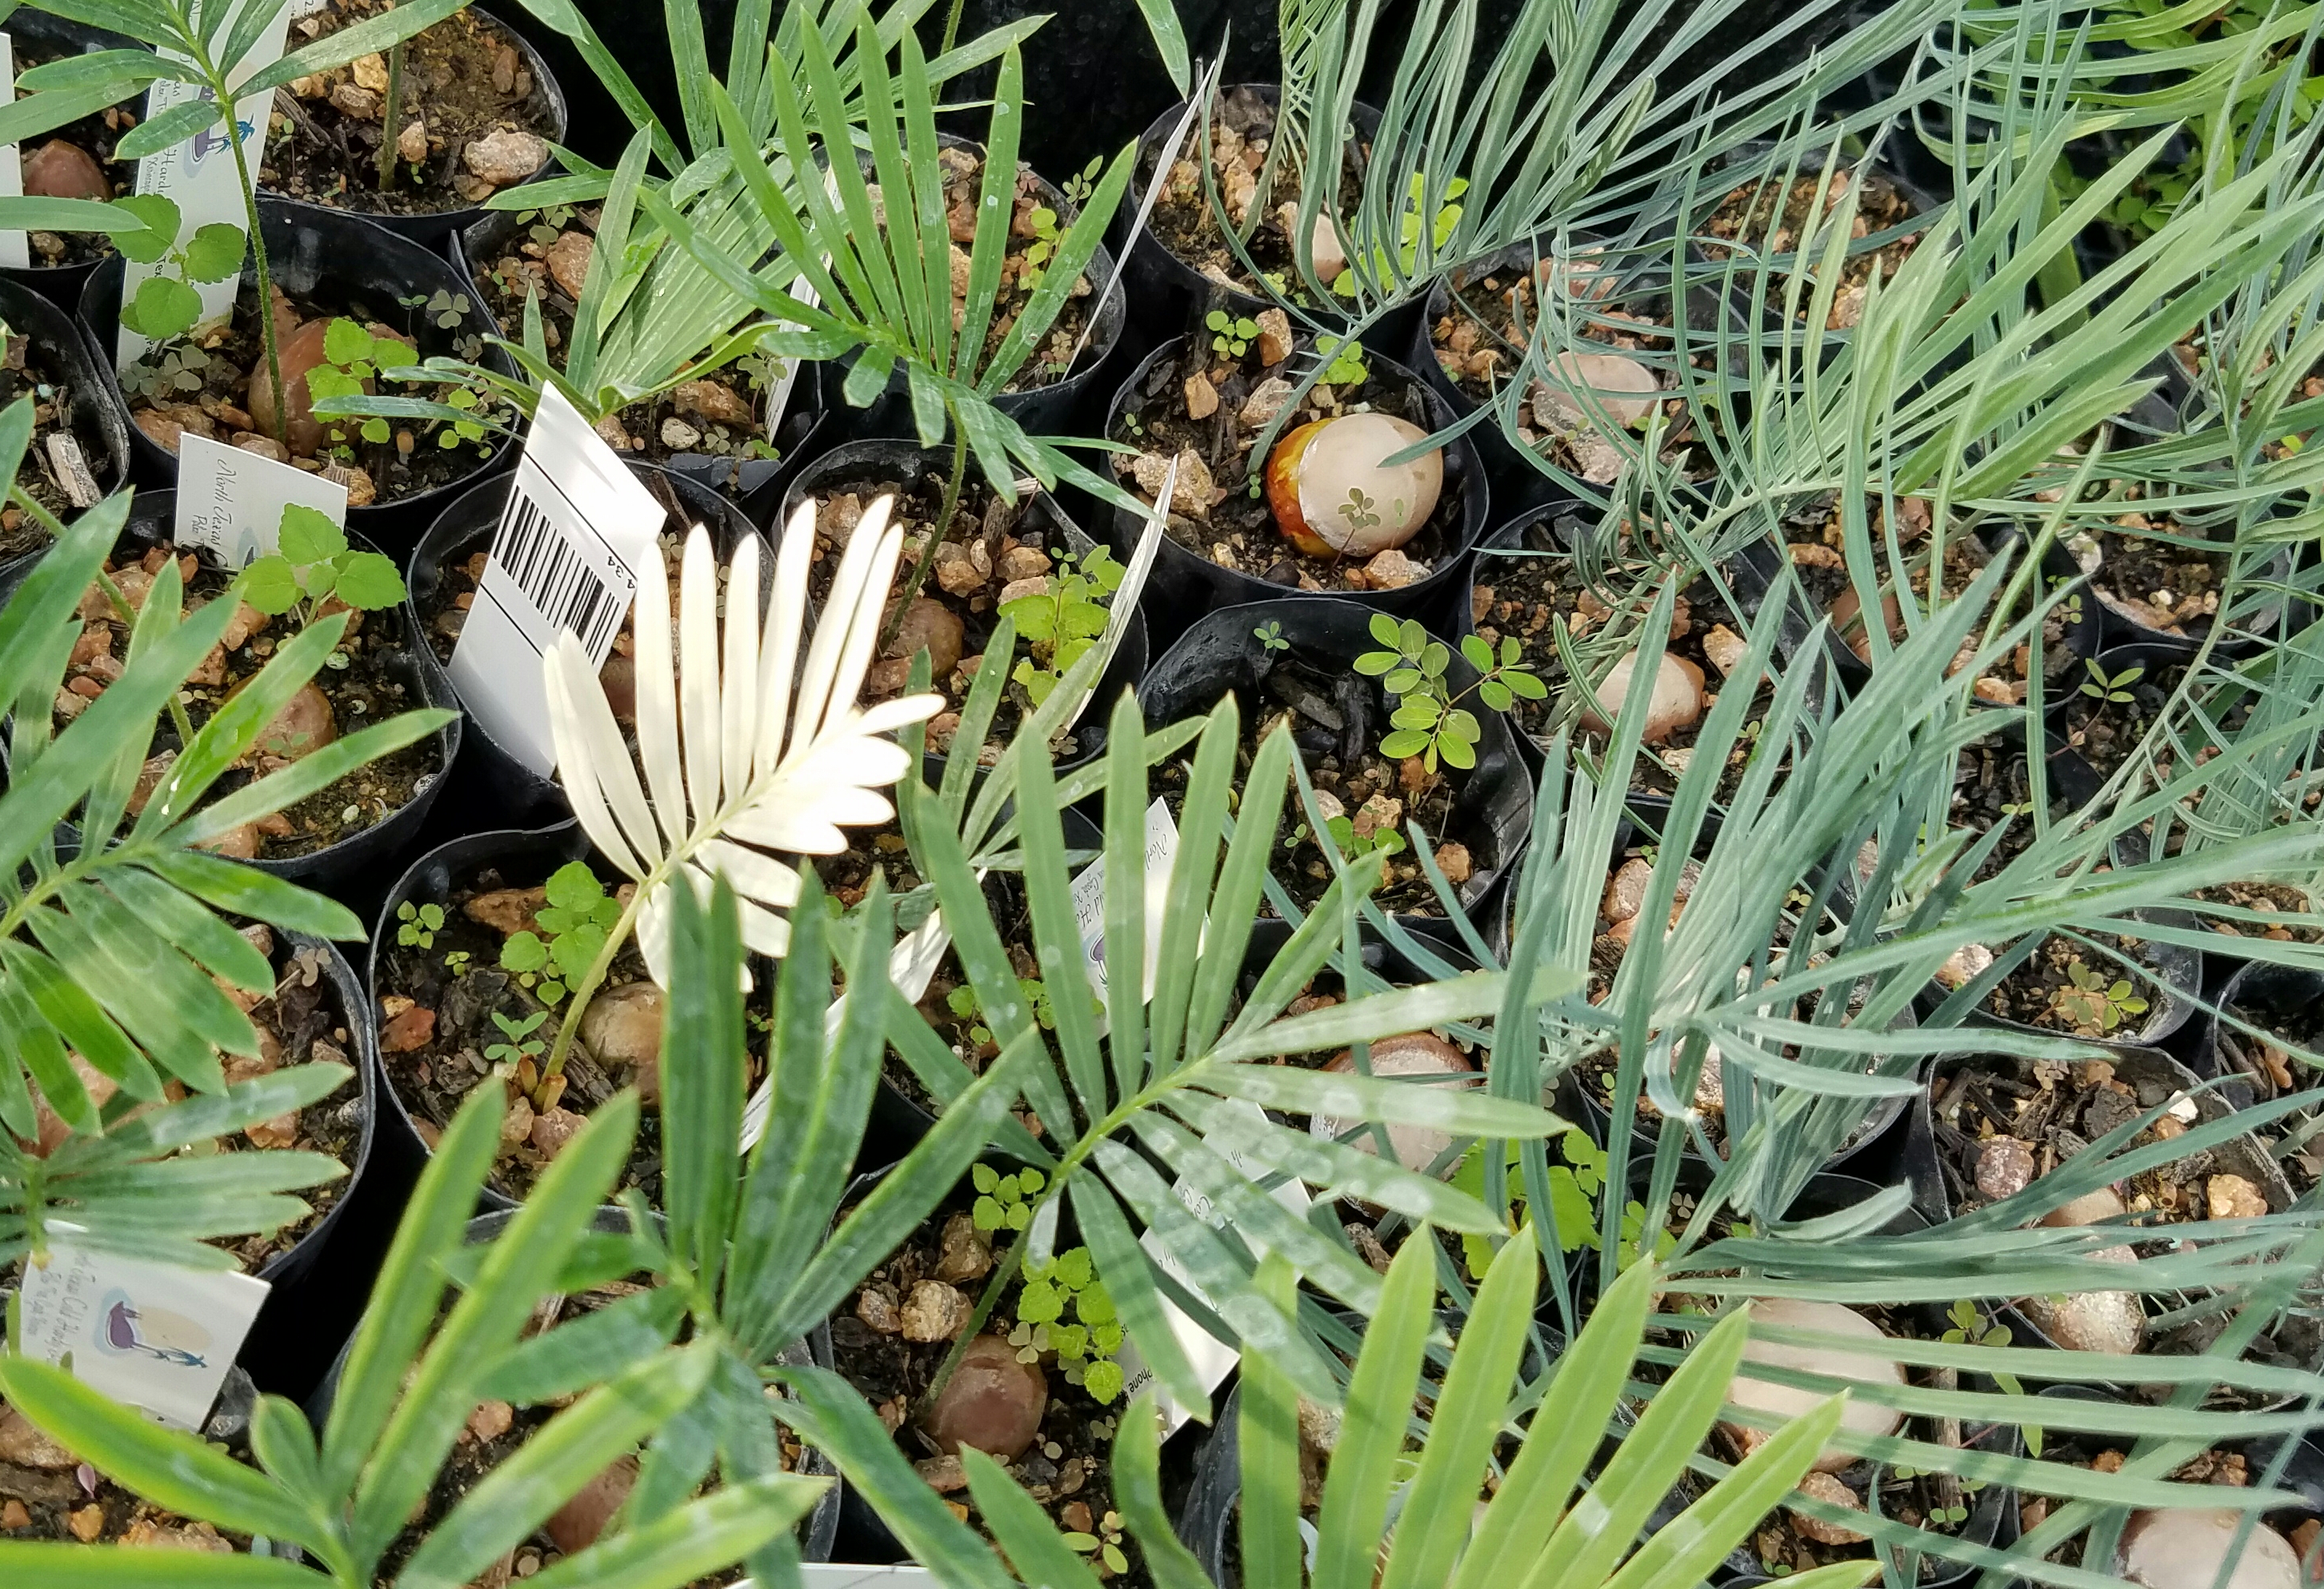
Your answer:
791,1568 -> 938,1587
1070,797 -> 1178,1005
450,385 -> 665,777
174,431 -> 349,566
116,1 -> 291,367
0,34 -> 29,272
16,1230 -> 270,1431
1114,1101 -> 1313,1435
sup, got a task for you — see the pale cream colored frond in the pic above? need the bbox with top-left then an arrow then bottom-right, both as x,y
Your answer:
546,493 -> 942,983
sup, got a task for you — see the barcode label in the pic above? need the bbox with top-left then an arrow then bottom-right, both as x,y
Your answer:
450,387 -> 666,776
490,487 -> 624,655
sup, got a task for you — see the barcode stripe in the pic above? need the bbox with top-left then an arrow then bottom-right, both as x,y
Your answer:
489,485 -> 625,655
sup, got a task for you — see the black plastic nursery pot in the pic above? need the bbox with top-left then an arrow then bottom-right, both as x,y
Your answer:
830,133 -> 1128,443
1920,1044 -> 2320,1389
0,274 -> 134,579
303,1206 -> 841,1567
405,458 -> 766,830
1138,598 -> 1534,943
262,5 -> 567,250
1458,504 -> 1826,807
1949,908 -> 2202,1055
0,487 -> 460,893
2047,639 -> 2250,799
2201,959 -> 2324,1109
368,820 -> 675,1214
0,10 -> 139,306
781,438 -> 1147,778
78,196 -> 521,550
1105,334 -> 1489,646
1117,83 -> 1421,357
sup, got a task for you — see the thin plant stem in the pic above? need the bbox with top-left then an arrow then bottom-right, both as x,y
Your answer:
375,32 -> 406,192
878,411 -> 970,651
940,0 -> 967,56
534,882 -> 650,1107
214,60 -> 287,450
911,1231 -> 1026,1422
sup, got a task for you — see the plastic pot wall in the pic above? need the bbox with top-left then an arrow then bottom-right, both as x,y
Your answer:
0,274 -> 134,585
78,197 -> 521,550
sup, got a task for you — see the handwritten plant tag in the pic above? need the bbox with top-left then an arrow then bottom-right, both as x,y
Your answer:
174,432 -> 350,566
450,385 -> 665,777
16,1230 -> 270,1431
791,1567 -> 938,1587
0,34 -> 28,272
117,1 -> 290,367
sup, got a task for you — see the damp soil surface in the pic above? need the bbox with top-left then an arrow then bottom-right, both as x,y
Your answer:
1110,334 -> 1465,595
1698,162 -> 1926,329
1945,734 -> 2088,884
10,45 -> 137,270
0,1420 -> 258,1547
1469,551 -> 1778,803
1144,85 -> 1364,307
2074,518 -> 2236,640
123,280 -> 503,506
798,469 -> 1114,765
1983,931 -> 2175,1039
373,854 -> 702,1204
211,929 -> 364,1270
830,1197 -> 1145,1584
56,541 -> 439,862
3,332 -> 114,538
1148,650 -> 1481,921
262,0 -> 557,218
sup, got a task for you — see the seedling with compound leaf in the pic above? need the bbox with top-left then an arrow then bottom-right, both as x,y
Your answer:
1454,1133 -> 1604,1274
1317,332 -> 1368,386
484,1009 -> 549,1069
235,505 -> 406,631
499,863 -> 624,1010
1254,620 -> 1289,654
394,900 -> 445,949
1008,1245 -> 1126,1403
110,195 -> 243,350
1208,309 -> 1260,358
1066,1511 -> 1130,1577
972,1163 -> 1044,1233
2049,955 -> 2147,1035
1002,546 -> 1126,707
1357,612 -> 1546,775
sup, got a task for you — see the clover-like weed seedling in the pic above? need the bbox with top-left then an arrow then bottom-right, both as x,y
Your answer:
1207,309 -> 1260,358
111,194 -> 243,346
1010,1245 -> 1126,1403
2050,956 -> 2147,1035
484,1009 -> 548,1067
1061,155 -> 1103,207
1003,546 -> 1125,707
1254,620 -> 1289,655
395,900 -> 445,949
498,862 -> 622,1007
237,504 -> 407,630
302,318 -> 422,449
946,984 -> 994,1048
971,1162 -> 1044,1233
1018,204 -> 1062,291
2078,658 -> 2143,704
1316,333 -> 1368,386
1357,613 -> 1546,774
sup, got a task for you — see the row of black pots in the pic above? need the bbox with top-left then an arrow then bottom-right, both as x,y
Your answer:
1,6 -> 567,312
